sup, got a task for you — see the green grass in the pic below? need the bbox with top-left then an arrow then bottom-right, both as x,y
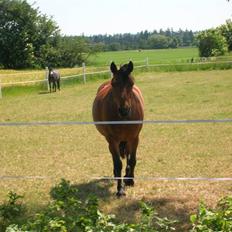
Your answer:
0,47 -> 198,85
88,47 -> 199,66
0,69 -> 232,231
88,47 -> 232,66
1,47 -> 232,87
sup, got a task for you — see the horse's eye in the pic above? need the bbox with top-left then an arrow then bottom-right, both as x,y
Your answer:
127,83 -> 134,89
111,78 -> 118,87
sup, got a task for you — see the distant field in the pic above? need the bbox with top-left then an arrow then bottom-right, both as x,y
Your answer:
0,69 -> 232,230
0,47 -> 198,84
1,47 -> 232,86
88,47 -> 199,66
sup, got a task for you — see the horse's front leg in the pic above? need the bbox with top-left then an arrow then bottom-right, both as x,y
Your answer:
57,80 -> 60,91
108,140 -> 125,197
124,137 -> 139,187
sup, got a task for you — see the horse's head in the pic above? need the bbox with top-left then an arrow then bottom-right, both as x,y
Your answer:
110,61 -> 134,118
48,67 -> 54,76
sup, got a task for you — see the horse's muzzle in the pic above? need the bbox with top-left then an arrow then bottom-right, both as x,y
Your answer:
118,107 -> 131,118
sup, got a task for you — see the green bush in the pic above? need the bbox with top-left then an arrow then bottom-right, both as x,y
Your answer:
190,196 -> 232,232
2,179 -> 232,231
0,192 -> 25,231
197,29 -> 228,57
2,179 -> 176,232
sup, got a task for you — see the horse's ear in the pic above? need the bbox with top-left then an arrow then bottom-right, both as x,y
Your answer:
110,62 -> 118,74
127,61 -> 133,74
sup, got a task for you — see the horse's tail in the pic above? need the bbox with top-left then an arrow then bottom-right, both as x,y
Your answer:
119,141 -> 127,159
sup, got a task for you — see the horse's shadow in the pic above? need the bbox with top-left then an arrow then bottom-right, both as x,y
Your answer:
111,197 -> 192,231
70,179 -> 114,201
50,180 -> 192,230
38,91 -> 50,95
60,180 -> 191,231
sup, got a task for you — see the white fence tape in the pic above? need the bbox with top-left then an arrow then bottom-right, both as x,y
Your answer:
92,177 -> 232,181
2,79 -> 45,86
1,176 -> 232,181
0,119 -> 232,127
1,60 -> 232,87
0,176 -> 48,180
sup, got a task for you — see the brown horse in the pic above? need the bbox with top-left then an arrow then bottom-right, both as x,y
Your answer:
92,61 -> 144,197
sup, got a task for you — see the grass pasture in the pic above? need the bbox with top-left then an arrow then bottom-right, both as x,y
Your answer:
88,47 -> 199,66
88,47 -> 232,66
0,69 -> 232,230
0,66 -> 107,86
1,48 -> 198,86
1,47 -> 232,87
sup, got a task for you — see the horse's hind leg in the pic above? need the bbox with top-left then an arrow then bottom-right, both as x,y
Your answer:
109,140 -> 126,197
124,137 -> 139,187
53,82 -> 56,92
57,80 -> 60,91
119,141 -> 127,158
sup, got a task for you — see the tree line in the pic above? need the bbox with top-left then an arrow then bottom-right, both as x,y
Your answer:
87,29 -> 195,51
0,0 -> 231,69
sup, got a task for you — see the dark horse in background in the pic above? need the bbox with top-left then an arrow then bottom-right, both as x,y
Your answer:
92,61 -> 144,197
48,68 -> 60,93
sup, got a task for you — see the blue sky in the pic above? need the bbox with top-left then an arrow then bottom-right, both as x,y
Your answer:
27,0 -> 232,36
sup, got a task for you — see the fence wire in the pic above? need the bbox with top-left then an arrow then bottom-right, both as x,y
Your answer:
92,177 -> 232,181
1,176 -> 232,182
1,60 -> 232,87
0,176 -> 48,180
0,119 -> 232,127
1,118 -> 232,181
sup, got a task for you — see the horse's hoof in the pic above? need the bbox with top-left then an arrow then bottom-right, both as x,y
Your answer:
116,189 -> 126,198
124,178 -> 134,187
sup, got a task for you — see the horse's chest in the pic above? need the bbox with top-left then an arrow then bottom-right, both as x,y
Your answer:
108,125 -> 142,141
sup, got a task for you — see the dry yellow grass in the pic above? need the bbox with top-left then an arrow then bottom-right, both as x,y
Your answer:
0,66 -> 107,84
0,70 -> 232,230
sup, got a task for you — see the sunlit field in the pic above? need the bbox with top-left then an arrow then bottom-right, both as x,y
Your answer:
1,48 -> 231,88
1,48 -> 199,85
88,47 -> 199,66
0,69 -> 232,230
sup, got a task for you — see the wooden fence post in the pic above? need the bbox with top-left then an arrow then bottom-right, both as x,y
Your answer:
0,78 -> 2,99
45,67 -> 49,91
82,62 -> 86,84
146,57 -> 149,67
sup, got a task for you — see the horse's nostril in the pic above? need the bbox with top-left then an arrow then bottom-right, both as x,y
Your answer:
119,107 -> 130,117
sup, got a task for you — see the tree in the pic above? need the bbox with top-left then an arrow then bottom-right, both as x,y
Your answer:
148,34 -> 170,49
197,29 -> 228,57
218,19 -> 232,51
183,30 -> 194,46
59,36 -> 92,67
108,42 -> 121,51
0,0 -> 37,68
0,0 -> 59,69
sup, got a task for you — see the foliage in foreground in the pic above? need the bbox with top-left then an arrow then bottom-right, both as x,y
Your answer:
1,179 -> 232,231
190,196 -> 232,232
1,179 -> 176,232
